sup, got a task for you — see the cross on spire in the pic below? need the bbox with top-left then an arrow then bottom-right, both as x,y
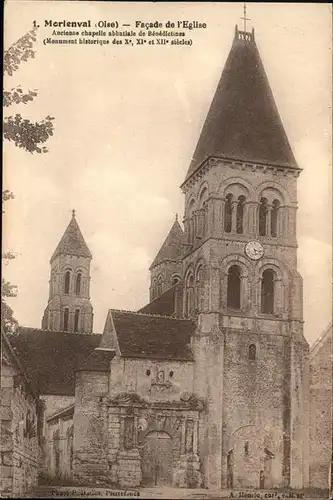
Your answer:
72,209 -> 76,218
240,2 -> 251,32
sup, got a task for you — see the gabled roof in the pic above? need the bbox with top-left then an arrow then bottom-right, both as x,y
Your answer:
51,213 -> 92,262
105,310 -> 194,361
8,327 -> 106,396
184,27 -> 298,185
150,218 -> 184,269
138,282 -> 181,317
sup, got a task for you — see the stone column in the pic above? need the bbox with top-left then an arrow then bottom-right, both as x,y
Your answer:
119,416 -> 125,451
231,201 -> 238,233
240,273 -> 249,313
180,417 -> 186,455
133,414 -> 138,448
193,420 -> 198,455
213,197 -> 223,238
266,205 -> 272,237
209,261 -> 221,313
274,277 -> 283,316
220,197 -> 226,234
289,207 -> 298,245
246,201 -> 257,237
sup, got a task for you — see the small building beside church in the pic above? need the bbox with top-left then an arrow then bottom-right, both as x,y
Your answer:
309,323 -> 332,491
5,21 -> 331,495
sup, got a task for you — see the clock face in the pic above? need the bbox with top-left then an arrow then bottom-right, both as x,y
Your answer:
245,241 -> 264,261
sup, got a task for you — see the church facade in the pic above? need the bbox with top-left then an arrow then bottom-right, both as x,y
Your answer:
4,24 -> 313,492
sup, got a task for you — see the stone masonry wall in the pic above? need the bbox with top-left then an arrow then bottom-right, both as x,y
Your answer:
72,371 -> 109,485
309,328 -> 332,489
1,341 -> 39,498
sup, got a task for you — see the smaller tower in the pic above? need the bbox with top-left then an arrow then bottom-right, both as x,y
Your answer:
42,211 -> 94,333
149,216 -> 184,301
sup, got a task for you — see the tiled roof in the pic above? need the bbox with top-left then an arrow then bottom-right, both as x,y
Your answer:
184,28 -> 298,184
8,327 -> 105,396
51,214 -> 92,262
138,283 -> 181,317
150,218 -> 184,269
110,310 -> 194,361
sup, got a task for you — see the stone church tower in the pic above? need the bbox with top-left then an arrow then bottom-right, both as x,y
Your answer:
180,25 -> 309,489
42,211 -> 94,333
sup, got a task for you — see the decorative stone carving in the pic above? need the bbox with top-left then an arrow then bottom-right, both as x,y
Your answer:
180,393 -> 205,411
107,392 -> 148,406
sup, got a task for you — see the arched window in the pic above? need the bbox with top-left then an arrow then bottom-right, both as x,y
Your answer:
185,273 -> 194,318
261,269 -> 275,314
74,309 -> 80,333
259,198 -> 268,236
236,195 -> 246,234
224,194 -> 233,233
151,278 -> 157,299
172,276 -> 180,286
227,265 -> 241,309
64,271 -> 70,294
249,344 -> 256,361
63,308 -> 69,331
157,275 -> 163,296
271,199 -> 280,237
75,273 -> 82,296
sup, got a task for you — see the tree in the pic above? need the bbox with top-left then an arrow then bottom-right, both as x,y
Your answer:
2,27 -> 55,332
3,26 -> 54,153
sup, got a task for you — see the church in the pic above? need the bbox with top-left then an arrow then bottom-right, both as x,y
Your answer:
3,23 -> 313,493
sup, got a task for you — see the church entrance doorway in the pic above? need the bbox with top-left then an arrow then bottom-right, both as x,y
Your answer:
142,430 -> 173,486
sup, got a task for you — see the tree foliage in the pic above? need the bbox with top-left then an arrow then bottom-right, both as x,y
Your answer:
3,26 -> 55,154
2,26 -> 55,332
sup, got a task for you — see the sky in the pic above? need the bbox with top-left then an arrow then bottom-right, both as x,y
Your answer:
3,1 -> 332,345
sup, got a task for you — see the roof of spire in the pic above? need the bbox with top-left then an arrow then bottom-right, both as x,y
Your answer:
150,217 -> 184,269
51,211 -> 92,262
183,25 -> 298,185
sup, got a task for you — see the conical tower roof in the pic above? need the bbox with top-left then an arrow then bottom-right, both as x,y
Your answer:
183,26 -> 298,185
51,211 -> 92,262
150,217 -> 184,269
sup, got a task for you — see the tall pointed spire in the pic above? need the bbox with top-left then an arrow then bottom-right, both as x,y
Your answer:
183,26 -> 298,185
51,212 -> 92,262
150,218 -> 184,269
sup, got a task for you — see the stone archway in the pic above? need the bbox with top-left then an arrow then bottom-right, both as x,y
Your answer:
142,430 -> 173,487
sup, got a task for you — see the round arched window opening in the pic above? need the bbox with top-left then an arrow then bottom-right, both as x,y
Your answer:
146,369 -> 151,376
249,344 -> 256,361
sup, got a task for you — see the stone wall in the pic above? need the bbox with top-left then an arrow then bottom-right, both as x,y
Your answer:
42,395 -> 75,418
309,326 -> 332,490
1,338 -> 40,497
109,357 -> 195,401
72,371 -> 109,485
